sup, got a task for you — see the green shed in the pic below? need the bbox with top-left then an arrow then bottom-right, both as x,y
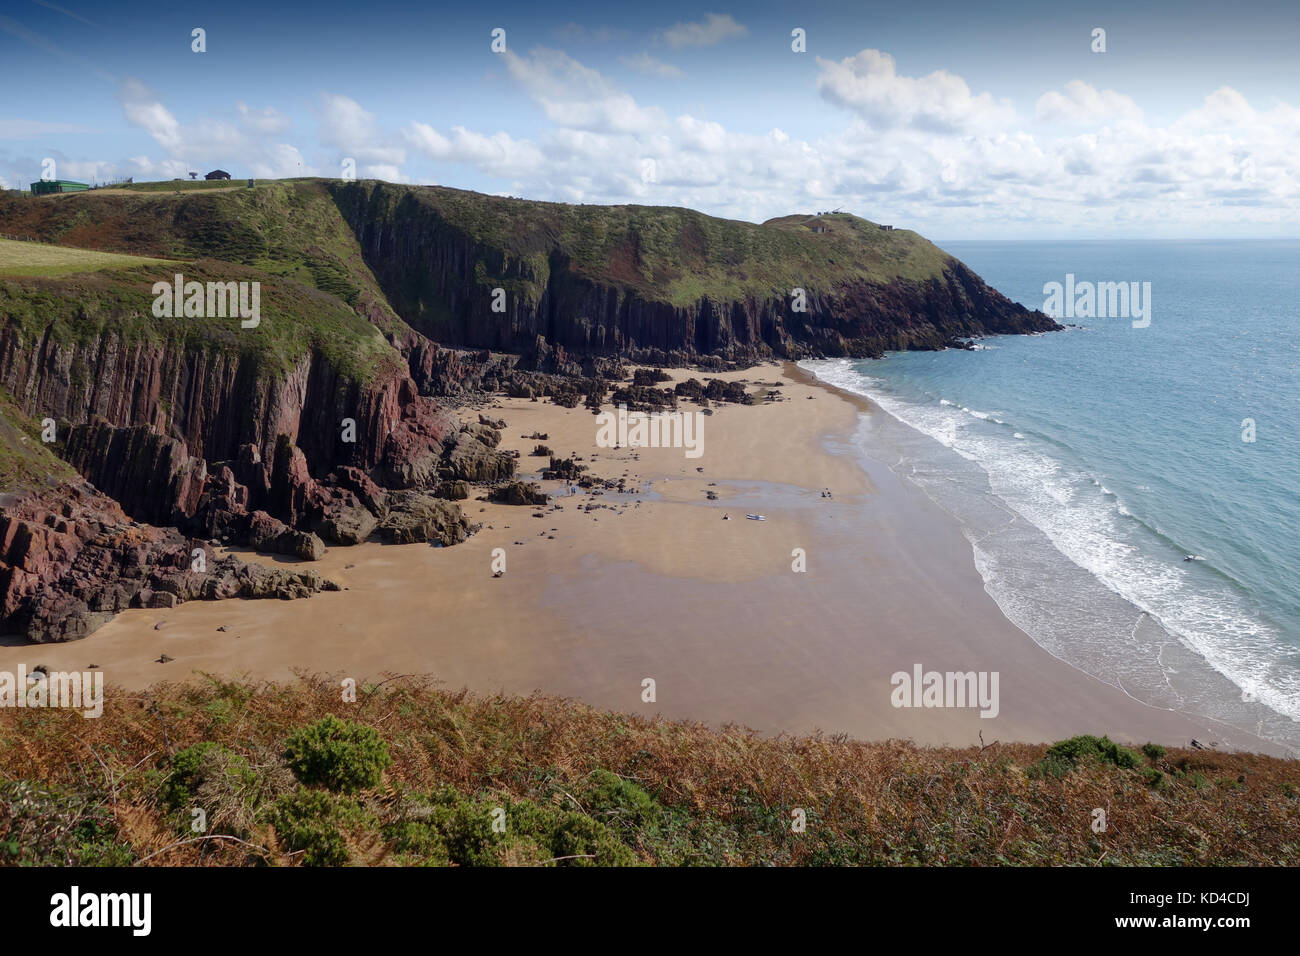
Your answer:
30,180 -> 90,195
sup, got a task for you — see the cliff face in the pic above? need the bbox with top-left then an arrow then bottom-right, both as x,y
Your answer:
331,182 -> 1058,363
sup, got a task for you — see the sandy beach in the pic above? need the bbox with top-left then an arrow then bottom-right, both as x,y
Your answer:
0,362 -> 1276,752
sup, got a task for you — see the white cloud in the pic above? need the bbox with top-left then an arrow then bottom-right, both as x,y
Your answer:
1177,87 -> 1258,128
316,93 -> 406,166
47,50 -> 1292,238
816,50 -> 1017,134
620,53 -> 684,78
405,123 -> 543,177
118,79 -> 184,153
396,49 -> 1300,235
112,79 -> 321,179
1036,81 -> 1142,125
237,102 -> 290,135
505,48 -> 666,134
657,13 -> 747,49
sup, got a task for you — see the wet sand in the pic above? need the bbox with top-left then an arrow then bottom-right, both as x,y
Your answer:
0,363 -> 1278,752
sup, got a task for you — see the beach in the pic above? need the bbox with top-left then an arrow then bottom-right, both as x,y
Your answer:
0,362 -> 1276,753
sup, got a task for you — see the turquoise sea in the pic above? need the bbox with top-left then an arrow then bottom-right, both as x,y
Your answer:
804,239 -> 1300,752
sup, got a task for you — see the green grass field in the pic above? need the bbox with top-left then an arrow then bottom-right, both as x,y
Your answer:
0,237 -> 178,277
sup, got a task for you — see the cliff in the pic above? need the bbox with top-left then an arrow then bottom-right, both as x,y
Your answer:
330,181 -> 1058,362
0,397 -> 339,642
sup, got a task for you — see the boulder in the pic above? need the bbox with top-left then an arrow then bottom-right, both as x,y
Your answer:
376,492 -> 471,547
488,481 -> 548,506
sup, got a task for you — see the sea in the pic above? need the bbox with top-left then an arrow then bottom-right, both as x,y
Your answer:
803,239 -> 1300,753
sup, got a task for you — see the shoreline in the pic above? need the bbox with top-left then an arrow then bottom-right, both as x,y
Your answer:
0,362 -> 1286,755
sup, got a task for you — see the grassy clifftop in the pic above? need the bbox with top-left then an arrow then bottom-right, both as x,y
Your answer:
337,180 -> 957,308
0,181 -> 406,385
3,179 -> 966,310
0,262 -> 399,386
0,179 -> 413,345
1,677 -> 1295,867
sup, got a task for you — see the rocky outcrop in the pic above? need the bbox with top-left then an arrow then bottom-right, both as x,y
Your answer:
489,481 -> 548,507
0,483 -> 338,643
438,423 -> 517,484
375,492 -> 471,547
61,421 -> 206,527
245,511 -> 325,561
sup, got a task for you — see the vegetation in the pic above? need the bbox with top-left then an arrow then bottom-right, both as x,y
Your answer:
0,677 -> 1295,866
0,390 -> 75,492
0,259 -> 398,385
338,181 -> 956,309
0,237 -> 177,278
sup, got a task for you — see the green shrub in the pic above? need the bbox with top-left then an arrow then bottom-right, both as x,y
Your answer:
1029,733 -> 1144,780
386,787 -> 638,867
580,769 -> 663,833
159,742 -> 279,838
386,787 -> 503,866
1141,742 -> 1167,762
161,743 -> 255,809
1026,753 -> 1075,780
282,715 -> 391,793
268,788 -> 371,866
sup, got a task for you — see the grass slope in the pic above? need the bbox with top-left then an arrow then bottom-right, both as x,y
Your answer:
1,179 -> 965,315
0,391 -> 75,493
1,677 -> 1295,866
0,263 -> 398,386
0,237 -> 177,278
0,180 -> 414,341
0,182 -> 406,384
345,180 -> 956,308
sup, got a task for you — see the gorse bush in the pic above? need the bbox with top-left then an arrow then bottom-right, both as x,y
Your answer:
269,788 -> 372,866
1029,735 -> 1145,779
159,742 -> 291,839
1142,742 -> 1167,762
385,787 -> 637,867
161,742 -> 255,810
282,715 -> 391,793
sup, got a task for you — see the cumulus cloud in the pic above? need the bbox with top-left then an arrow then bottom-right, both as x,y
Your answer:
392,49 -> 1300,235
405,123 -> 543,177
316,93 -> 405,166
505,48 -> 665,133
1177,87 -> 1258,128
816,49 -> 1016,134
1036,81 -> 1142,125
657,13 -> 747,48
118,79 -> 184,153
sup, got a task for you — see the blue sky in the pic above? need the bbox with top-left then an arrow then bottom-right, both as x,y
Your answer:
2,0 -> 1298,237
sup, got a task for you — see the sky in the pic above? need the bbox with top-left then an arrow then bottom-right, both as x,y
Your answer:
1,0 -> 1298,238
